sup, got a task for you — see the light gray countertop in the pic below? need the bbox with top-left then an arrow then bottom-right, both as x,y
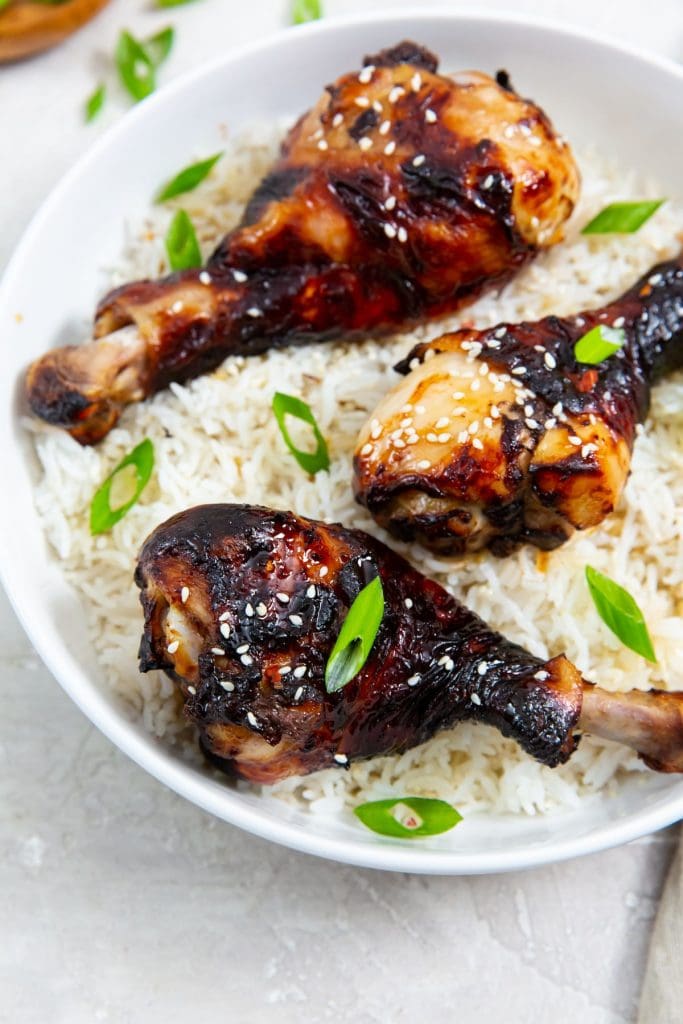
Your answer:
1,2 -> 681,1020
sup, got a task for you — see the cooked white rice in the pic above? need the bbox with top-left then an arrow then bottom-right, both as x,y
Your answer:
27,125 -> 683,818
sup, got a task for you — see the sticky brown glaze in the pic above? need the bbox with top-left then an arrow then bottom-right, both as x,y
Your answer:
135,503 -> 683,786
26,41 -> 579,444
354,253 -> 683,555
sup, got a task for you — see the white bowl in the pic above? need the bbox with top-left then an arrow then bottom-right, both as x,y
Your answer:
1,10 -> 682,874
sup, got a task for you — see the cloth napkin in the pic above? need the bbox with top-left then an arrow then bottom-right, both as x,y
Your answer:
638,829 -> 683,1023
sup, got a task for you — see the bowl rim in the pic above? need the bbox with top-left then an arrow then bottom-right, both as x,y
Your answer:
2,6 -> 683,874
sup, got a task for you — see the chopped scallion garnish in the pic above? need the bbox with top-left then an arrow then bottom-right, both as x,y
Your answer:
165,209 -> 202,271
292,0 -> 322,24
325,576 -> 384,693
85,84 -> 106,123
155,152 -> 223,203
271,392 -> 330,475
116,29 -> 156,103
585,565 -> 657,663
581,200 -> 665,235
90,439 -> 155,535
574,324 -> 625,364
354,797 -> 462,838
156,0 -> 199,7
144,25 -> 175,67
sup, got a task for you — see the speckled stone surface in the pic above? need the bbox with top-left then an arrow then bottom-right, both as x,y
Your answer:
1,2 -> 681,1020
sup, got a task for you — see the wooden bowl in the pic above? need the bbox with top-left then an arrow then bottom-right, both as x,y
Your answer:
0,0 -> 110,62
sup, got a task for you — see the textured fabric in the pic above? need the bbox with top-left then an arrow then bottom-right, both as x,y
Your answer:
638,828 -> 683,1024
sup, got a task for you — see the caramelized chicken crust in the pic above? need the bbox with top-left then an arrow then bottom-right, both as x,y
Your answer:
26,41 -> 579,444
354,253 -> 683,555
136,505 -> 683,784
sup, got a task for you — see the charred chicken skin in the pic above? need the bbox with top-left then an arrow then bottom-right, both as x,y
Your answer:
135,504 -> 683,784
26,41 -> 579,445
354,253 -> 683,555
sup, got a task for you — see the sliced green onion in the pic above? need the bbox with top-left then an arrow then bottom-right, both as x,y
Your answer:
325,576 -> 384,693
165,210 -> 202,271
574,324 -> 625,365
272,392 -> 330,475
0,0 -> 11,7
84,83 -> 106,123
354,797 -> 462,838
90,439 -> 155,535
585,565 -> 657,663
155,152 -> 223,203
156,0 -> 199,7
116,29 -> 156,103
144,26 -> 175,67
581,200 -> 665,235
292,0 -> 322,23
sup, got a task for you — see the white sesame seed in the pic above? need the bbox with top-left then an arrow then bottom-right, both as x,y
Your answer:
445,658 -> 455,671
404,598 -> 413,609
319,566 -> 329,577
552,402 -> 563,417
435,416 -> 449,429
415,404 -> 426,414
198,271 -> 211,286
568,435 -> 582,446
472,438 -> 484,450
468,420 -> 480,435
294,686 -> 304,701
332,112 -> 343,127
187,686 -> 196,696
512,366 -> 527,376
490,405 -> 500,419
180,586 -> 190,604
581,443 -> 598,458
289,666 -> 306,680
246,307 -> 263,318
504,124 -> 515,138
393,438 -> 406,449
220,680 -> 235,692
358,65 -> 374,84
245,603 -> 254,617
211,647 -> 225,656
636,423 -> 645,436
477,661 -> 488,675
484,416 -> 493,429
649,273 -> 663,286
384,195 -> 397,211
358,137 -> 373,151
437,433 -> 451,443
470,378 -> 481,392
236,643 -> 249,654
220,622 -> 231,639
289,614 -> 303,627
360,443 -> 373,457
276,592 -> 290,604
438,655 -> 450,666
479,362 -> 489,376
544,352 -> 557,369
526,419 -> 540,430
389,85 -> 405,103
418,459 -> 431,469
426,432 -> 438,443
167,640 -> 179,654
612,316 -> 625,328
247,711 -> 258,727
334,753 -> 349,765
457,430 -> 469,444
470,692 -> 482,705
354,95 -> 370,108
482,174 -> 495,189
495,326 -> 507,339
280,665 -> 291,675
256,602 -> 267,617
241,654 -> 253,666
425,108 -> 437,123
407,674 -> 421,687
379,119 -> 392,136
534,670 -> 549,681
373,99 -> 383,113
411,72 -> 422,92
397,226 -> 408,243
412,154 -> 426,167
544,418 -> 557,429
317,139 -> 329,151
384,223 -> 397,239
306,585 -> 316,599
233,269 -> 247,283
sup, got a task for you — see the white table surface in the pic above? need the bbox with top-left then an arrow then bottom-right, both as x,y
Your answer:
1,2 -> 681,1021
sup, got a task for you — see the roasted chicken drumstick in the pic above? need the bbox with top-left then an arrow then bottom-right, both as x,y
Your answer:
354,253 -> 683,555
26,41 -> 579,444
135,504 -> 683,784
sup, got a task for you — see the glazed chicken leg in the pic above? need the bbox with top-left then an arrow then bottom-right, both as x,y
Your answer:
26,41 -> 579,444
135,504 -> 683,784
354,253 -> 683,555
